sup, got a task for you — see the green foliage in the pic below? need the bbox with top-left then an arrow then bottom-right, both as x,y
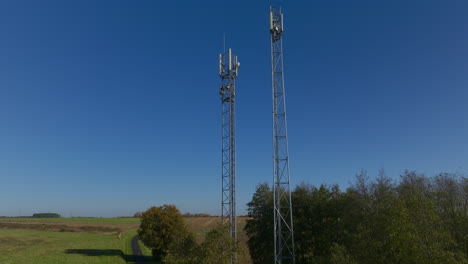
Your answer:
138,204 -> 187,259
138,205 -> 237,263
350,173 -> 417,264
294,183 -> 348,263
165,231 -> 200,264
244,183 -> 274,264
330,243 -> 357,264
433,173 -> 468,258
164,223 -> 237,264
32,213 -> 61,218
199,223 -> 237,264
245,171 -> 468,264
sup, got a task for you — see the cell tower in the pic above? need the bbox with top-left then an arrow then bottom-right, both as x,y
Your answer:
219,48 -> 240,251
270,6 -> 296,264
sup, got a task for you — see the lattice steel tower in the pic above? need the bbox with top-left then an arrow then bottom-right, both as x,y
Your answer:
219,48 -> 239,248
270,6 -> 296,264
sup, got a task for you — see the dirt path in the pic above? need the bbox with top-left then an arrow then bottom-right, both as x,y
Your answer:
131,235 -> 145,264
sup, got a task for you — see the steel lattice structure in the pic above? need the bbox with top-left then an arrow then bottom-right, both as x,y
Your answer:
219,48 -> 239,252
270,6 -> 296,264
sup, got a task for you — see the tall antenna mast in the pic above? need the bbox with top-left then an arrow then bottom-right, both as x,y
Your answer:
219,48 -> 240,261
270,6 -> 296,264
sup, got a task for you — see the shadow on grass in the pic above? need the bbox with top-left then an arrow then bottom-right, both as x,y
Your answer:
65,249 -> 157,263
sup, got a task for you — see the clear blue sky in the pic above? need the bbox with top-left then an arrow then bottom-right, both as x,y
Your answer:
1,0 -> 467,217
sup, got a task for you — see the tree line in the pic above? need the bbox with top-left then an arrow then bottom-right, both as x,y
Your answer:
245,170 -> 468,264
32,213 -> 61,218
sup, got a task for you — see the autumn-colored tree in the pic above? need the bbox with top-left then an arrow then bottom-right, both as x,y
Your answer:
138,204 -> 187,259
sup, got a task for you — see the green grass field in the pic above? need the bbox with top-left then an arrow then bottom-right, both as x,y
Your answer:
0,217 -> 151,264
0,229 -> 130,264
0,217 -> 252,264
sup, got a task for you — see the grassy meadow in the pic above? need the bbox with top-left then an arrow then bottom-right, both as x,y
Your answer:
0,217 -> 252,264
0,217 -> 148,264
0,229 -> 131,264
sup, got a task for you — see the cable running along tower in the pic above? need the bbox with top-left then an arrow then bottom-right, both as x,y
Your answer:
270,6 -> 296,264
219,48 -> 239,251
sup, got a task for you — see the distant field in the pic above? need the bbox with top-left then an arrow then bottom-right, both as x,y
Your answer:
0,216 -> 252,263
0,217 -> 140,225
0,218 -> 139,236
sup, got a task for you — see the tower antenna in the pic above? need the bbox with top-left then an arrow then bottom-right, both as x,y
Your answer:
219,47 -> 240,263
270,6 -> 296,264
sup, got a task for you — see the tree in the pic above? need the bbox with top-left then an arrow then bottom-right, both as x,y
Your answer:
245,170 -> 468,264
433,173 -> 468,258
350,175 -> 417,264
165,231 -> 200,264
293,183 -> 347,263
244,183 -> 274,264
165,223 -> 237,264
199,223 -> 237,264
138,204 -> 187,259
330,243 -> 357,264
398,171 -> 463,263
